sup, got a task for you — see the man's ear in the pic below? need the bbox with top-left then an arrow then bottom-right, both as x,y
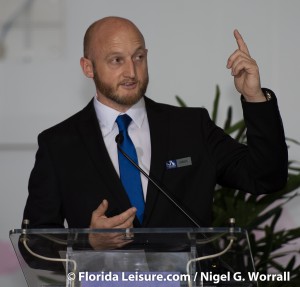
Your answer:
80,57 -> 94,78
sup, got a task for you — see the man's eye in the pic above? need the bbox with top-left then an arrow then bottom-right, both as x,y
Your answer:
134,54 -> 144,61
111,58 -> 122,64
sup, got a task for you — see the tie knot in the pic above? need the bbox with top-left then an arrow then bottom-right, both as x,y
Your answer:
116,114 -> 132,132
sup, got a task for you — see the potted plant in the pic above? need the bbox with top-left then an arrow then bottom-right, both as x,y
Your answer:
176,86 -> 300,286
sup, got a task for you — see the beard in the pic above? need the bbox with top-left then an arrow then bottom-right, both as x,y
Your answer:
93,69 -> 149,107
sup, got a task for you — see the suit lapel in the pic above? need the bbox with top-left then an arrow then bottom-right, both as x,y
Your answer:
143,97 -> 169,226
76,100 -> 132,213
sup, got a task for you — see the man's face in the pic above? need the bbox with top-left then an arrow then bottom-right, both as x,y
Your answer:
90,25 -> 149,110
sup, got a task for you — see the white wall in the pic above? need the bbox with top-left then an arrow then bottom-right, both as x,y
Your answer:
1,1 -> 299,285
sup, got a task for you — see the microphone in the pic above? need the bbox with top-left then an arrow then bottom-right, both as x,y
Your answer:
115,134 -> 200,228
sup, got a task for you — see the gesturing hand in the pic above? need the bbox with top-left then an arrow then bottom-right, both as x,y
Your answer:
227,29 -> 265,102
89,199 -> 136,250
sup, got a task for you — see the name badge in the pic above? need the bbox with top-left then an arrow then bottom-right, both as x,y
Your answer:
166,157 -> 192,169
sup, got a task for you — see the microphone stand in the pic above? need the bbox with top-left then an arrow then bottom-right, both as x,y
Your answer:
115,134 -> 200,228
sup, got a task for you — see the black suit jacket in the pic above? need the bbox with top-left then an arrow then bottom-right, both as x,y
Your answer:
23,92 -> 288,228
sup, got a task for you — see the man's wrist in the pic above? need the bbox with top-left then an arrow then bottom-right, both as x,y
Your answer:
242,88 -> 273,103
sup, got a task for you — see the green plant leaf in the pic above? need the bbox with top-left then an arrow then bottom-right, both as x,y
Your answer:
212,85 -> 220,123
224,119 -> 245,135
286,137 -> 300,145
175,95 -> 187,107
223,106 -> 232,130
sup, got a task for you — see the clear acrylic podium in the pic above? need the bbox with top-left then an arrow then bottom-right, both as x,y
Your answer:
10,227 -> 258,287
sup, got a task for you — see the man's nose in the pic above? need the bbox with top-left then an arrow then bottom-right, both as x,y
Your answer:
123,59 -> 136,78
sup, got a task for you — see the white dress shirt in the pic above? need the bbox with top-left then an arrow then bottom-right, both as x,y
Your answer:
93,96 -> 151,200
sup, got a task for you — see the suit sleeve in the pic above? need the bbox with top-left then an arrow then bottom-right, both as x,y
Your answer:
23,133 -> 64,228
203,89 -> 288,194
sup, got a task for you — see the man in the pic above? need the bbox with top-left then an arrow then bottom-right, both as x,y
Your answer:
23,17 -> 287,246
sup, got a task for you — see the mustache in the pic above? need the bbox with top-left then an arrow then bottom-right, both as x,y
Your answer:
118,79 -> 138,86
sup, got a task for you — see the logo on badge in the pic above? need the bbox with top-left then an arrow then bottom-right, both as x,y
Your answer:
166,160 -> 177,169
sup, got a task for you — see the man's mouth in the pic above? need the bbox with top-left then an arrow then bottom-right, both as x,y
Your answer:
119,81 -> 138,89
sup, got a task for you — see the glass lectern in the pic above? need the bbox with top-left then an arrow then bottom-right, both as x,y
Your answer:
10,227 -> 258,287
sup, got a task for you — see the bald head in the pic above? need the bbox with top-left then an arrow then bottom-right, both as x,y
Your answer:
80,16 -> 149,111
83,16 -> 145,59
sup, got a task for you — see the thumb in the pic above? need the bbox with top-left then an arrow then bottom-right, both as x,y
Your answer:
93,199 -> 109,218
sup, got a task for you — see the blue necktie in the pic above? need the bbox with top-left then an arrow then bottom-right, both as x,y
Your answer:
116,114 -> 145,223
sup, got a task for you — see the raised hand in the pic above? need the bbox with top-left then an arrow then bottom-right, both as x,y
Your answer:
227,29 -> 265,102
89,199 -> 136,249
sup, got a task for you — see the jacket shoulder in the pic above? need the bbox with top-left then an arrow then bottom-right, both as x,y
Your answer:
144,96 -> 211,120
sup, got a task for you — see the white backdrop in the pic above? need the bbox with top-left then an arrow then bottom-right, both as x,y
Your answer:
1,1 -> 299,285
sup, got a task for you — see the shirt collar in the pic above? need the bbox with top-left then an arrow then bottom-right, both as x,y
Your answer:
93,96 -> 146,136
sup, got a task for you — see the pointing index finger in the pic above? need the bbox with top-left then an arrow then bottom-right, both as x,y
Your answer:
234,29 -> 250,56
